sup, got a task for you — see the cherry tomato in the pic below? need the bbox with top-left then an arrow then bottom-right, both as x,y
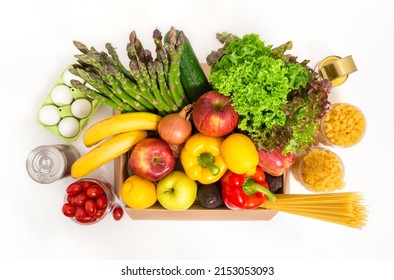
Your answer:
82,181 -> 94,191
73,192 -> 88,206
63,180 -> 112,224
86,185 -> 104,198
62,203 -> 76,217
95,208 -> 106,219
112,205 -> 124,221
95,194 -> 108,209
66,182 -> 83,195
75,206 -> 86,219
66,194 -> 75,204
85,199 -> 97,217
76,215 -> 96,224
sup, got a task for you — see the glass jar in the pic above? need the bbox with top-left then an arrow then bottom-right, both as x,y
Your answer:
63,177 -> 115,225
292,147 -> 345,193
319,103 -> 366,148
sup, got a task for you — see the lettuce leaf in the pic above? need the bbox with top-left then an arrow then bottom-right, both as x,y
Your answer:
208,33 -> 330,154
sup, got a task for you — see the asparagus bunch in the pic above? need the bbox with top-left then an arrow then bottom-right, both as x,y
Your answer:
69,26 -> 188,115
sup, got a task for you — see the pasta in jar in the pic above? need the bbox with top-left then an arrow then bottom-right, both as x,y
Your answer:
294,147 -> 345,192
320,103 -> 366,147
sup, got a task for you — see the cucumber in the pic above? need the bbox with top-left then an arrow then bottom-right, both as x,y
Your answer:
165,30 -> 212,102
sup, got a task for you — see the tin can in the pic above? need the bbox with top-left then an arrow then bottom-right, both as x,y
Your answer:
316,55 -> 357,87
26,145 -> 80,184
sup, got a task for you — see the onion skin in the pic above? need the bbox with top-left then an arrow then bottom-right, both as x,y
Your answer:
169,144 -> 183,158
158,104 -> 193,145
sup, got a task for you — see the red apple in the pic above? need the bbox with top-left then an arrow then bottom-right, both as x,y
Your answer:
129,138 -> 175,181
257,148 -> 296,176
192,91 -> 238,137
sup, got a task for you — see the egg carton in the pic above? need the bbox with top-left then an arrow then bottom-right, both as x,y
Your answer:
36,64 -> 101,142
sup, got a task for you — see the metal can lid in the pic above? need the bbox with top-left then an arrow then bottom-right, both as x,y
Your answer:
317,55 -> 357,87
26,146 -> 67,184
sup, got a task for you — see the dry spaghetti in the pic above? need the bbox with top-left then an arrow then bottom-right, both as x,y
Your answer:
262,192 -> 367,229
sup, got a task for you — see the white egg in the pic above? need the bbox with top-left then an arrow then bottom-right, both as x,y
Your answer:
71,99 -> 92,119
39,105 -> 61,126
51,85 -> 73,106
58,117 -> 80,138
62,69 -> 84,87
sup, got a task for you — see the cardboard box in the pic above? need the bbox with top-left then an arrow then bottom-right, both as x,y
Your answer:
114,152 -> 290,221
113,63 -> 290,220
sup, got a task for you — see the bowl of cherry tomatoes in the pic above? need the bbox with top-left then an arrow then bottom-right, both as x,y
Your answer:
62,178 -> 117,225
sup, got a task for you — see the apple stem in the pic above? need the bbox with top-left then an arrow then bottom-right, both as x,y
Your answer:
153,157 -> 165,166
197,152 -> 220,176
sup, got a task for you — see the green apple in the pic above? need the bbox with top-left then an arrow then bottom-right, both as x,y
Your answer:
157,171 -> 197,210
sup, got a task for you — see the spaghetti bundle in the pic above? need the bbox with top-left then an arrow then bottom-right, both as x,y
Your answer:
262,192 -> 367,229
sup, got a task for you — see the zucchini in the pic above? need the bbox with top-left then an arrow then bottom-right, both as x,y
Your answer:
165,30 -> 212,102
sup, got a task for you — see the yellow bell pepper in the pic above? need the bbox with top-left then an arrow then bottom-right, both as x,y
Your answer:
180,133 -> 227,184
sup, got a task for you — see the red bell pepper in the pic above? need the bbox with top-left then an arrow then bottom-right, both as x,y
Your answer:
220,166 -> 276,210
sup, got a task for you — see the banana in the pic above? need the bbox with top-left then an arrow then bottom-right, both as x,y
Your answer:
83,112 -> 161,147
72,130 -> 148,178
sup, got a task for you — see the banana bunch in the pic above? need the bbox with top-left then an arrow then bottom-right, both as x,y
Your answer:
71,112 -> 162,178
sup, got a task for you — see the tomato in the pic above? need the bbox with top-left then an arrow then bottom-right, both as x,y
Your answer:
62,203 -> 76,217
95,194 -> 108,209
73,192 -> 88,206
75,206 -> 86,219
66,194 -> 75,204
66,182 -> 83,195
86,185 -> 104,198
112,205 -> 124,221
85,199 -> 97,217
95,208 -> 106,219
62,179 -> 114,224
76,215 -> 96,224
82,181 -> 94,191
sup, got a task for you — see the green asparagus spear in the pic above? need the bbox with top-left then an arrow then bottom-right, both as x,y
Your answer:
138,55 -> 152,89
69,67 -> 134,112
127,32 -> 153,89
74,53 -> 103,71
153,28 -> 170,81
73,40 -> 95,55
127,31 -> 139,61
165,27 -> 187,107
146,61 -> 172,114
154,61 -> 179,112
73,41 -> 159,113
129,31 -> 145,62
129,60 -> 165,112
102,65 -> 149,112
70,79 -> 126,112
105,42 -> 136,82
106,65 -> 156,111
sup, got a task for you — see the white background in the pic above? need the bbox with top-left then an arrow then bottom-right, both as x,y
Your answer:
1,0 -> 393,276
